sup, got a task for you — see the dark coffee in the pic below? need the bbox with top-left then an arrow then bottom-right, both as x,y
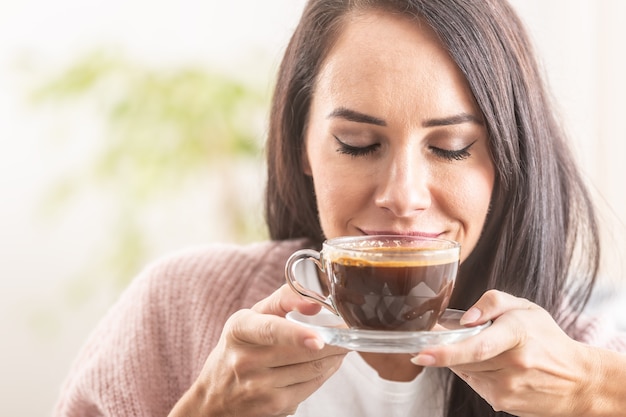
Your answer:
330,257 -> 458,331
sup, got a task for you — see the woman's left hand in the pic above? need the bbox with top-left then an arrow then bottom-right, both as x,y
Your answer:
411,289 -> 599,417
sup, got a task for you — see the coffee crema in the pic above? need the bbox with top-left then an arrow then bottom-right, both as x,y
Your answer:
330,257 -> 458,331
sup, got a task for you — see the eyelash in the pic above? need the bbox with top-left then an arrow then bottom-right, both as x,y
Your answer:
429,141 -> 476,161
334,136 -> 380,157
334,135 -> 476,161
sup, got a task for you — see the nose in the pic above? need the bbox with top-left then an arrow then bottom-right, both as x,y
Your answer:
374,151 -> 432,217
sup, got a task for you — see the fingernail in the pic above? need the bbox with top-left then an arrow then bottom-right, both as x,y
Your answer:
304,337 -> 324,350
460,307 -> 481,325
411,354 -> 436,366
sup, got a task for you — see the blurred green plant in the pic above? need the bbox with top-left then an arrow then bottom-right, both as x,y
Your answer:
31,49 -> 270,298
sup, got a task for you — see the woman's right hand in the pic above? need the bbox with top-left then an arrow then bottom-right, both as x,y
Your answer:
169,284 -> 348,417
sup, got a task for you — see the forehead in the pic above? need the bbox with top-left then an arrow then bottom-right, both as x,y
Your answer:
311,10 -> 479,124
330,10 -> 443,64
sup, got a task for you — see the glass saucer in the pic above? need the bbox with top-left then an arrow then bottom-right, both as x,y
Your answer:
286,308 -> 491,353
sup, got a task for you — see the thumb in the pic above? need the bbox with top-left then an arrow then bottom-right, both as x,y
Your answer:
252,284 -> 322,317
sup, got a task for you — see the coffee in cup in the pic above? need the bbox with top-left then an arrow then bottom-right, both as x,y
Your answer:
285,235 -> 460,331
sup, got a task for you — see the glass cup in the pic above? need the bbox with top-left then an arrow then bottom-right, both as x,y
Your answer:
285,235 -> 460,331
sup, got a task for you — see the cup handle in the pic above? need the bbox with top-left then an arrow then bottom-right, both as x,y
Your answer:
285,249 -> 338,315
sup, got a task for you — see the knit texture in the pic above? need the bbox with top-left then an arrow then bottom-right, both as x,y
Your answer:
53,239 -> 626,416
53,239 -> 306,417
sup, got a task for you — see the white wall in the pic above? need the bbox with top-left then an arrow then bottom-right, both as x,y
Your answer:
1,1 -> 624,416
0,1 -> 307,416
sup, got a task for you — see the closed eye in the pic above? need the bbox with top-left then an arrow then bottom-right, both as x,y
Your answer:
334,135 -> 381,157
429,140 -> 476,161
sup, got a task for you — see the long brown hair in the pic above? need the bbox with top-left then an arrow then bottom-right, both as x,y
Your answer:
264,1 -> 600,415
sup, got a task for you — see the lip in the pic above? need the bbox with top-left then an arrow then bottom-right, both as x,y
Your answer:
358,229 -> 442,238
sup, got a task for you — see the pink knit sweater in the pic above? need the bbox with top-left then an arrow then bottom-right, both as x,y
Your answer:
53,239 -> 626,417
54,240 -> 304,417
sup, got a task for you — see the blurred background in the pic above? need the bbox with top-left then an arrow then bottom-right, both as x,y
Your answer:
1,1 -> 625,415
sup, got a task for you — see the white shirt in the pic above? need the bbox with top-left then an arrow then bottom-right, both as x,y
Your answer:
291,260 -> 446,417
294,352 -> 446,417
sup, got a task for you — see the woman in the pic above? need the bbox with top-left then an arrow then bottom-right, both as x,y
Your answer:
54,1 -> 626,416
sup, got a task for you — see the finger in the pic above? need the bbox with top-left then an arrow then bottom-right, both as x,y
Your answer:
447,367 -> 502,408
226,308 -> 326,351
272,351 -> 347,388
279,354 -> 344,399
252,284 -> 322,317
447,359 -> 504,375
261,340 -> 348,370
460,289 -> 537,326
262,354 -> 345,416
412,313 -> 525,367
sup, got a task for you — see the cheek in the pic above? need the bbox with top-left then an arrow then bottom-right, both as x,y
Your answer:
313,175 -> 352,230
311,165 -> 372,236
456,175 -> 491,216
448,168 -> 494,247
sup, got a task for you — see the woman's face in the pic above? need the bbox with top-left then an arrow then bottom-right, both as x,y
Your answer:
303,10 -> 495,262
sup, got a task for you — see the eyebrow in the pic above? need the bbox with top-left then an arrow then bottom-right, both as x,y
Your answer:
422,113 -> 484,128
326,107 -> 387,126
327,107 -> 483,128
